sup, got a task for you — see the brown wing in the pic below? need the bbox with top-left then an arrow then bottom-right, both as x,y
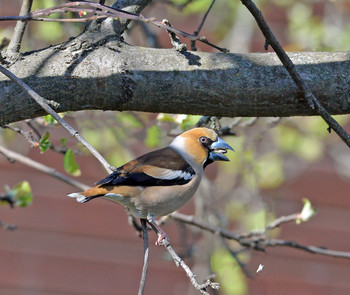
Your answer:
96,147 -> 195,187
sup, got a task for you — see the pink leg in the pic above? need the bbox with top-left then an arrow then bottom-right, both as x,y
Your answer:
147,216 -> 170,246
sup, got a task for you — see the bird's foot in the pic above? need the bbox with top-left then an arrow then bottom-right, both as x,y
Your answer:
155,230 -> 169,246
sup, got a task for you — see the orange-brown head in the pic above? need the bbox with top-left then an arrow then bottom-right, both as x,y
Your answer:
170,127 -> 234,168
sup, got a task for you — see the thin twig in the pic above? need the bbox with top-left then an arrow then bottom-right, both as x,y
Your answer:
221,238 -> 253,278
161,239 -> 220,294
266,239 -> 350,259
169,211 -> 350,260
191,0 -> 216,51
7,0 -> 33,54
3,125 -> 38,147
25,120 -> 70,154
0,145 -> 89,191
265,213 -> 300,230
240,0 -> 350,148
0,219 -> 17,231
162,19 -> 187,52
0,1 -> 228,52
0,64 -> 114,174
138,219 -> 150,295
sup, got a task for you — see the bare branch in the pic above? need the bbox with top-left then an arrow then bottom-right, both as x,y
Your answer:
266,239 -> 350,259
3,124 -> 38,148
265,213 -> 300,230
138,219 -> 150,295
161,239 -> 220,294
162,19 -> 187,52
240,0 -> 350,148
7,0 -> 33,54
191,0 -> 216,51
0,64 -> 114,174
169,212 -> 350,260
0,145 -> 89,191
221,238 -> 254,278
0,1 -> 226,52
0,219 -> 17,231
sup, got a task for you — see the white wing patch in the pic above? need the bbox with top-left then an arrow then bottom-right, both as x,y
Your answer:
156,169 -> 194,181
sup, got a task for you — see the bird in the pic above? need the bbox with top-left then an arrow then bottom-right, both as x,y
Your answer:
68,127 -> 233,245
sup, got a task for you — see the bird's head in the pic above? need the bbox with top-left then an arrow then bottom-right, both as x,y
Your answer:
170,127 -> 234,168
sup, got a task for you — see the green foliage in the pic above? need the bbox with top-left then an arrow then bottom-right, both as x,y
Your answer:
44,115 -> 57,125
36,21 -> 63,42
12,181 -> 33,207
255,153 -> 284,189
32,0 -> 64,42
145,126 -> 161,148
64,149 -> 81,176
39,132 -> 51,153
1,181 -> 33,208
116,112 -> 143,129
275,123 -> 324,161
157,114 -> 202,130
211,248 -> 248,295
183,0 -> 216,14
288,3 -> 325,50
180,115 -> 202,130
242,207 -> 266,231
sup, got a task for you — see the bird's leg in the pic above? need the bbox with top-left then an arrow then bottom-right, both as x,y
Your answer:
146,214 -> 169,246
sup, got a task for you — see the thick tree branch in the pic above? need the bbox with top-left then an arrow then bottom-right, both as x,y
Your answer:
0,42 -> 349,126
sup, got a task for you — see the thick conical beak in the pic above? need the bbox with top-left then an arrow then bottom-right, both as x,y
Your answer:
208,137 -> 234,161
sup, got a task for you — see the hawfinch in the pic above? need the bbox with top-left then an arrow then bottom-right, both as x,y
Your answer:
68,127 -> 233,244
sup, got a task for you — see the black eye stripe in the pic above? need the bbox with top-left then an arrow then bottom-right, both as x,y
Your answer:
199,136 -> 213,147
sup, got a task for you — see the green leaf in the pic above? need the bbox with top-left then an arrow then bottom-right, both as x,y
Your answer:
64,149 -> 81,176
39,132 -> 51,153
44,115 -> 57,125
12,181 -> 33,207
180,115 -> 202,130
296,198 -> 317,224
145,126 -> 161,148
156,113 -> 176,123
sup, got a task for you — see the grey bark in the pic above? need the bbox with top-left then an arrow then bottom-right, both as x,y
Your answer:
0,26 -> 350,125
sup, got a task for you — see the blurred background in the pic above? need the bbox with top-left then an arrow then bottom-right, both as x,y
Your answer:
1,0 -> 350,294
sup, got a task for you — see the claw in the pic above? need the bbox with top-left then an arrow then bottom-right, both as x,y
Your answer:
155,230 -> 169,246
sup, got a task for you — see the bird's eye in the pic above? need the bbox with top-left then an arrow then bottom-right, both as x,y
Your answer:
199,136 -> 208,144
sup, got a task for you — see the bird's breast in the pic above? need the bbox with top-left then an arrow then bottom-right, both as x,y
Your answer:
135,173 -> 202,218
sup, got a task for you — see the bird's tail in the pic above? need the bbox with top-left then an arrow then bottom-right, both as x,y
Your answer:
67,192 -> 93,203
67,186 -> 107,203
